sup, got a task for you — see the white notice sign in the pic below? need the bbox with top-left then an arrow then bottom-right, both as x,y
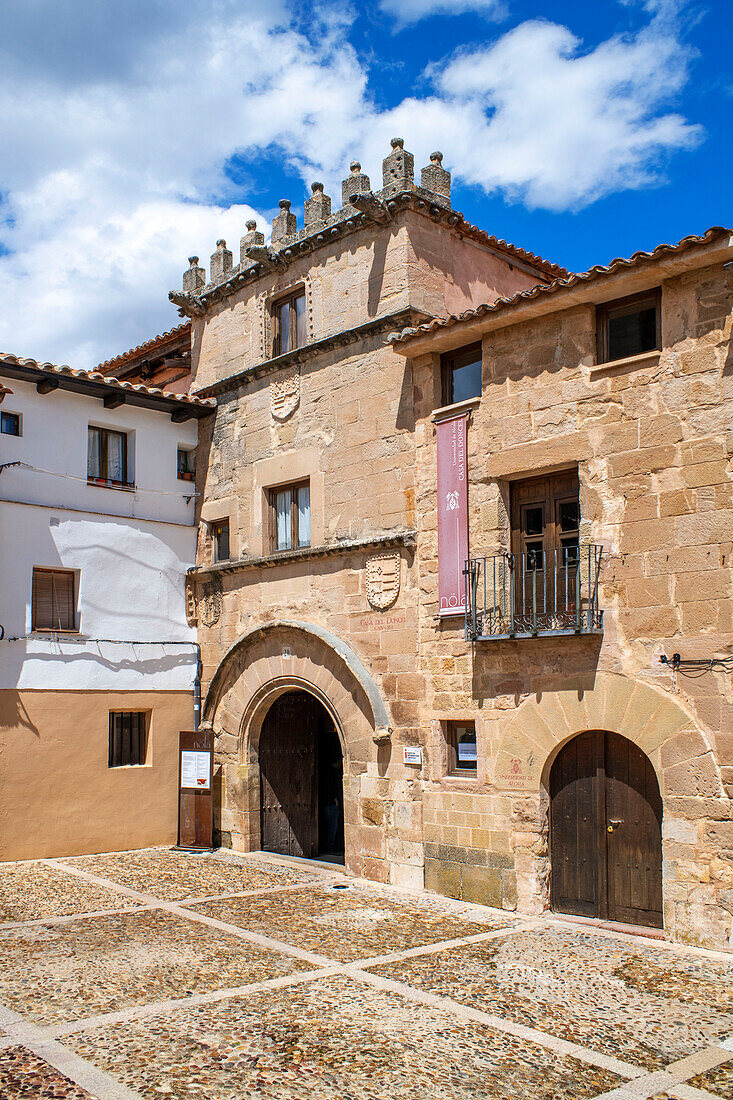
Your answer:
181,750 -> 211,789
403,746 -> 423,765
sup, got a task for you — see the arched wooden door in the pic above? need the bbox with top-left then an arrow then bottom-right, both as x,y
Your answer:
259,692 -> 318,858
258,690 -> 344,861
549,730 -> 663,928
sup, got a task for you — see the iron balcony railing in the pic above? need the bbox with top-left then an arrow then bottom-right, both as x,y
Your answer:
464,545 -> 604,641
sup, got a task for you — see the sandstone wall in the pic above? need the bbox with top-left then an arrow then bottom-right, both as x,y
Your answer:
411,260 -> 733,944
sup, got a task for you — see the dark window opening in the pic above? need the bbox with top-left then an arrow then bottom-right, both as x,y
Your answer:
177,446 -> 195,480
597,291 -> 660,364
441,343 -> 482,407
1,411 -> 20,436
269,480 -> 310,552
273,289 -> 306,357
447,720 -> 478,774
211,519 -> 230,562
109,711 -> 148,767
88,426 -> 129,487
32,567 -> 76,632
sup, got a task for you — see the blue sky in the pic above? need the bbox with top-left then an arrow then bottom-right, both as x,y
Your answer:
0,0 -> 730,366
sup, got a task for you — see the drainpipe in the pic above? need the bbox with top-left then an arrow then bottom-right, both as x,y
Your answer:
193,642 -> 202,731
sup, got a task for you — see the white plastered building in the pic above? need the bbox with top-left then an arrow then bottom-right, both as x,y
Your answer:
0,353 -> 214,859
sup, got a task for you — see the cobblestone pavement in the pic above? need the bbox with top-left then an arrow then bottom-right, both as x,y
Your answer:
0,848 -> 730,1099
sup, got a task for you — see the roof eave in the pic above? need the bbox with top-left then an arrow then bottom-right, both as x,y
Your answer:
0,358 -> 214,418
390,230 -> 733,358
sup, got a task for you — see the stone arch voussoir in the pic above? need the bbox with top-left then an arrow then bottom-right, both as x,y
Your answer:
203,620 -> 391,771
490,672 -> 724,801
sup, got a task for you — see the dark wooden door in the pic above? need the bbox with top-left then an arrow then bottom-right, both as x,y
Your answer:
550,730 -> 662,928
259,692 -> 318,858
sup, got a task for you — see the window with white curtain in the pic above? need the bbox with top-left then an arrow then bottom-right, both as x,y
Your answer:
270,480 -> 310,551
88,426 -> 129,486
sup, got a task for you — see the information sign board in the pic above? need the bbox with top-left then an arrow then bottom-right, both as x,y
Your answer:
177,729 -> 214,850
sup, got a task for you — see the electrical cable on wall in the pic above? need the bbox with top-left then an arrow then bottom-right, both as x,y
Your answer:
660,652 -> 733,678
0,461 -> 199,499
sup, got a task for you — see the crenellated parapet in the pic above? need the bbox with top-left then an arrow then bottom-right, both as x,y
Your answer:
170,140 -> 565,316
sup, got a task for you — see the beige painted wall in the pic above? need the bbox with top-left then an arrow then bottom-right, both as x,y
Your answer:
0,690 -> 193,860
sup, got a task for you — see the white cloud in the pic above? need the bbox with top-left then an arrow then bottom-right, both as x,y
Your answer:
379,0 -> 507,29
0,1 -> 702,368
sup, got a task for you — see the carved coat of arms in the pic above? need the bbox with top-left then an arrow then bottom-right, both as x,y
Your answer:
271,367 -> 300,420
198,575 -> 223,628
366,552 -> 401,610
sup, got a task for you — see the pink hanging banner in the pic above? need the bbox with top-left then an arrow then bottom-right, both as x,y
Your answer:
436,412 -> 469,616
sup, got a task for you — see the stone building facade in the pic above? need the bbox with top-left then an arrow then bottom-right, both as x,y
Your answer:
176,140 -> 732,948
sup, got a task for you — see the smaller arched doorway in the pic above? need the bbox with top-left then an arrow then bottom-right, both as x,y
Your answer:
549,730 -> 662,928
259,690 -> 344,863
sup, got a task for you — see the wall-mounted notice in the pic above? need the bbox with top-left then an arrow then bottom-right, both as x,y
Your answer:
181,750 -> 211,789
403,746 -> 423,765
436,412 -> 468,616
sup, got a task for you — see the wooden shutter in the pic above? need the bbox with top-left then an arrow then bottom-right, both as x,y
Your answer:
32,569 -> 75,631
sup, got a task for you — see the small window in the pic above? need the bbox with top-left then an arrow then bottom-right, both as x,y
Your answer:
177,446 -> 195,481
1,411 -> 20,436
273,288 -> 306,357
441,343 -> 482,407
447,721 -> 478,774
269,480 -> 310,552
597,291 -> 660,364
88,426 -> 129,486
32,567 -> 76,632
109,712 -> 148,767
211,519 -> 230,562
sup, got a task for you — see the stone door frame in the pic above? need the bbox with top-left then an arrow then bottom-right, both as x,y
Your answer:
201,620 -> 392,872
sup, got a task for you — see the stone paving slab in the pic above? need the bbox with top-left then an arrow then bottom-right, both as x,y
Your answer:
59,849 -> 315,900
190,882 -> 516,962
0,1045 -> 94,1098
0,863 -> 140,924
366,927 -> 733,1072
0,908 -> 313,1027
688,1062 -> 733,1096
65,972 -> 623,1099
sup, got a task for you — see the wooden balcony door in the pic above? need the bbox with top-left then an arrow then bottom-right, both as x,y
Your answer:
549,730 -> 663,928
510,470 -> 579,629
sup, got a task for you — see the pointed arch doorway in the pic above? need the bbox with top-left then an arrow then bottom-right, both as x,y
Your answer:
549,730 -> 663,928
258,690 -> 344,863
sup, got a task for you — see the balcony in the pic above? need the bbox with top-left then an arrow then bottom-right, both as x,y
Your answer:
464,545 -> 604,641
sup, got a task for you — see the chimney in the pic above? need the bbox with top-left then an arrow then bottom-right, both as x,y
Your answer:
240,219 -> 265,264
342,161 -> 371,206
304,182 -> 332,227
210,239 -> 233,281
271,199 -> 297,243
382,137 -> 414,193
183,256 -> 206,293
420,151 -> 451,205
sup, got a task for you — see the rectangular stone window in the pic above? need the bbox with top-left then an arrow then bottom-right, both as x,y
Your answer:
32,567 -> 77,632
87,425 -> 130,487
441,343 -> 482,406
1,411 -> 21,436
269,480 -> 310,552
597,290 -> 660,364
447,720 -> 478,774
211,518 -> 230,563
273,288 -> 306,357
109,711 -> 148,767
